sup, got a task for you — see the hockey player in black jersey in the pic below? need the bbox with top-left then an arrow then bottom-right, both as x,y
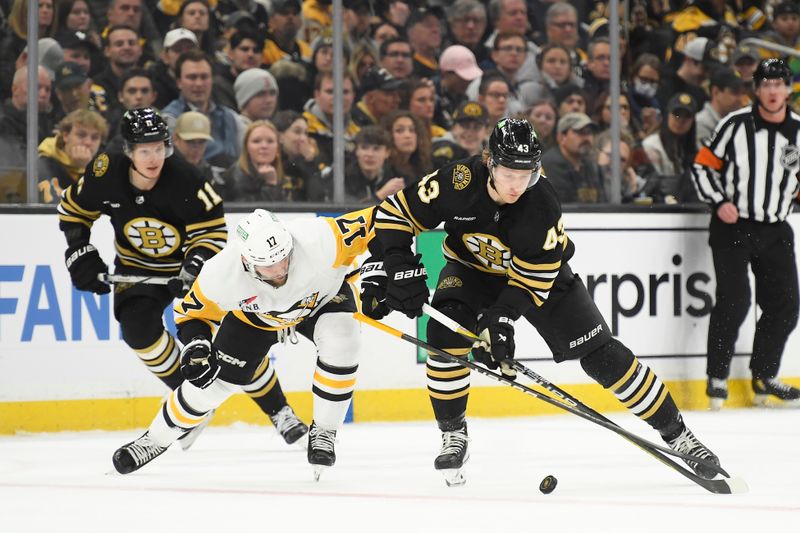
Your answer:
362,118 -> 723,485
58,108 -> 307,448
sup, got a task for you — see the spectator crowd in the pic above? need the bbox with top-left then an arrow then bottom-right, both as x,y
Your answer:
0,0 -> 798,205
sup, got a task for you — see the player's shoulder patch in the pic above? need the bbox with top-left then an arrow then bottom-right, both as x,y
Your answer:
451,163 -> 472,191
92,153 -> 110,177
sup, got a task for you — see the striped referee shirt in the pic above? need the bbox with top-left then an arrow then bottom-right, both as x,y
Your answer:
692,105 -> 800,223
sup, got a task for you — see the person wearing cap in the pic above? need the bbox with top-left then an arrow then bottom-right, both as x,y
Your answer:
656,36 -> 716,111
351,66 -> 403,128
692,58 -> 800,408
56,30 -> 100,76
150,28 -> 199,109
379,36 -> 415,81
406,7 -> 444,79
37,109 -> 108,203
162,49 -> 245,168
432,101 -> 490,167
234,68 -> 279,124
52,61 -> 93,125
642,93 -> 697,197
764,1 -> 800,53
0,65 -> 53,153
541,111 -> 604,203
695,67 -> 745,147
445,0 -> 490,65
436,45 -> 484,126
91,25 -> 144,117
730,44 -> 759,86
303,70 -> 360,168
262,0 -> 311,67
213,30 -> 265,111
173,110 -> 218,185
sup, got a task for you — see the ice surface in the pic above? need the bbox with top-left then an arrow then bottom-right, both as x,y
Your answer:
1,408 -> 798,532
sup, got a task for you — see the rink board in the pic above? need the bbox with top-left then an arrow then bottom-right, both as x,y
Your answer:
1,210 -> 799,433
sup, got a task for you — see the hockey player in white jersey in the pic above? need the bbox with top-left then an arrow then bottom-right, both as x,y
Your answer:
112,208 -> 374,480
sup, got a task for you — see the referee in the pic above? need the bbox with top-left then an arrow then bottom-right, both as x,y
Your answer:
692,58 -> 800,409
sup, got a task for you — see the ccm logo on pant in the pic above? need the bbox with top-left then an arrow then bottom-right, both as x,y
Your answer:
569,324 -> 603,349
393,267 -> 426,280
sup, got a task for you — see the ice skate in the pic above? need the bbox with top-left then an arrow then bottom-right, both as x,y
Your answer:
434,424 -> 470,487
177,409 -> 215,451
664,425 -> 720,480
307,421 -> 336,481
269,405 -> 309,447
112,432 -> 169,474
706,378 -> 728,411
752,378 -> 800,406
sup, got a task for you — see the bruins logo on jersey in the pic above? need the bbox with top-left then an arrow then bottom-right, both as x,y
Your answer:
437,276 -> 463,290
124,217 -> 181,257
463,233 -> 511,273
453,164 -> 471,190
93,153 -> 110,177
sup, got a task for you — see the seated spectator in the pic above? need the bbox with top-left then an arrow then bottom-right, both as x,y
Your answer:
58,0 -> 102,58
643,92 -> 698,202
406,7 -> 444,80
150,28 -> 199,109
695,67 -> 745,148
303,71 -> 359,167
627,53 -> 662,139
104,68 -> 157,152
308,34 -> 350,82
730,44 -> 759,87
541,2 -> 585,78
173,111 -> 219,186
765,2 -> 800,51
0,65 -> 53,153
261,0 -> 310,68
340,125 -> 402,203
445,0 -> 489,65
552,83 -> 587,116
371,21 -> 400,50
477,72 -> 513,128
52,62 -> 93,126
582,37 -> 612,107
273,110 -> 321,201
379,37 -> 415,82
541,112 -> 605,203
92,24 -> 143,118
470,31 -> 528,113
222,120 -> 301,201
175,0 -> 216,56
381,109 -> 433,184
401,78 -> 446,140
349,41 -> 379,95
595,130 -> 656,203
655,36 -> 715,112
483,0 -> 540,84
436,45 -> 483,127
342,0 -> 372,48
592,91 -> 637,139
213,30 -> 264,111
215,1 -> 269,44
523,99 -> 558,151
351,66 -> 403,128
37,109 -> 107,203
432,101 -> 490,167
162,49 -> 244,168
519,43 -> 582,108
235,68 -> 279,126
55,29 -> 98,78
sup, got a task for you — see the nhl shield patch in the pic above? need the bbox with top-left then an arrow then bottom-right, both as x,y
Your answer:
780,144 -> 800,172
452,164 -> 471,190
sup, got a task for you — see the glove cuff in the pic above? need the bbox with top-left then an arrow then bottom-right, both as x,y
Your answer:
65,244 -> 98,269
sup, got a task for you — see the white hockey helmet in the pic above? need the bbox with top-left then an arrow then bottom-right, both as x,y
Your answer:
235,209 -> 293,282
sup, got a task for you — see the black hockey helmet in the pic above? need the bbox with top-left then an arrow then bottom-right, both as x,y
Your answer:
121,107 -> 173,157
488,118 -> 541,171
753,58 -> 792,87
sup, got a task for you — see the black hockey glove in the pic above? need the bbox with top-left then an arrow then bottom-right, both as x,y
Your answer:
384,252 -> 428,318
180,337 -> 220,389
360,258 -> 390,320
472,306 -> 517,379
65,244 -> 110,294
169,252 -> 207,298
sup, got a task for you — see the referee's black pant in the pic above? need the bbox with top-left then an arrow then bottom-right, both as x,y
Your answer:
707,216 -> 799,380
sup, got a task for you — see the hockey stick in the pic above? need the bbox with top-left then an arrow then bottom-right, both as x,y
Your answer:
354,311 -> 747,494
98,273 -> 173,285
421,304 -> 734,480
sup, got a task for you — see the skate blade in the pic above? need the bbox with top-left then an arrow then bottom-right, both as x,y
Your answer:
724,476 -> 750,494
708,398 -> 724,411
312,464 -> 329,482
440,468 -> 467,487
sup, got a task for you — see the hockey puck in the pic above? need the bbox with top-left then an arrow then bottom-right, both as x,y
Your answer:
539,475 -> 557,494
